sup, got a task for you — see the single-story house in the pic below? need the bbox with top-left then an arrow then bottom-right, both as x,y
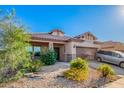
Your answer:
28,29 -> 100,61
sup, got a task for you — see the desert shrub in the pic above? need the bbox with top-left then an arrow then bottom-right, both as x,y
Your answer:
97,64 -> 115,78
0,67 -> 25,83
70,57 -> 88,70
0,67 -> 16,83
23,60 -> 43,72
41,49 -> 57,65
64,68 -> 88,81
64,57 -> 89,81
13,69 -> 25,80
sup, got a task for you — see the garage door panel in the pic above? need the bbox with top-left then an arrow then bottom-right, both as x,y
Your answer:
76,47 -> 97,60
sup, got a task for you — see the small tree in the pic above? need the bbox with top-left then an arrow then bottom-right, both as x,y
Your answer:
0,9 -> 31,82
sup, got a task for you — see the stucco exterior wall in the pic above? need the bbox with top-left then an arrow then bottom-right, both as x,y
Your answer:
64,41 -> 76,61
29,39 -> 99,62
64,40 -> 99,61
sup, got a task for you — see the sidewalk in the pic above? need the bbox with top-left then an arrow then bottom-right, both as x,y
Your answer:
105,76 -> 124,88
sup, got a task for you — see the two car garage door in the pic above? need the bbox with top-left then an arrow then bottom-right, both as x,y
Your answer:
76,47 -> 97,60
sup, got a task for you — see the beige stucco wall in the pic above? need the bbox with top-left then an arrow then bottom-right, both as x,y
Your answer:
64,41 -> 76,61
64,40 -> 100,61
65,42 -> 76,54
65,40 -> 99,54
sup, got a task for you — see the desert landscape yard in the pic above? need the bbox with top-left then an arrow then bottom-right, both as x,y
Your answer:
0,62 -> 119,88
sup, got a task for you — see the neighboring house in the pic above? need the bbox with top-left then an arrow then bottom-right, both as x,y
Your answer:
95,41 -> 124,52
29,29 -> 100,61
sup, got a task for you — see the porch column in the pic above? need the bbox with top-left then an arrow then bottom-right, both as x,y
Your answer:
32,46 -> 35,59
49,42 -> 54,50
40,46 -> 42,54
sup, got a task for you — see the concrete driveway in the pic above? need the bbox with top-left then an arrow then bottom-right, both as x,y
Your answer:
88,61 -> 124,75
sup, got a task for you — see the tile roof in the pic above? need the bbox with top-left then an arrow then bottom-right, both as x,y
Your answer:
100,41 -> 123,47
30,33 -> 71,41
97,41 -> 124,51
74,32 -> 97,40
30,31 -> 97,42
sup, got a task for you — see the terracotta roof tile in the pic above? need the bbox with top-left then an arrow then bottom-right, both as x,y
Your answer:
30,33 -> 71,41
98,41 -> 124,51
74,32 -> 97,40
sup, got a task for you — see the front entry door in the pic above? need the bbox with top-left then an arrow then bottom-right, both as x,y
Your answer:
54,47 -> 60,61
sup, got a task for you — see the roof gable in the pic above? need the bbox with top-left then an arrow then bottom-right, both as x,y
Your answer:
30,31 -> 98,42
74,32 -> 97,40
48,29 -> 64,36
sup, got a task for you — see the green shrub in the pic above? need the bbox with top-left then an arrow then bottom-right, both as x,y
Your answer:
64,68 -> 88,81
13,69 -> 25,80
97,64 -> 115,78
0,59 -> 42,83
41,49 -> 57,65
22,60 -> 42,72
30,60 -> 43,72
70,57 -> 88,70
64,57 -> 89,81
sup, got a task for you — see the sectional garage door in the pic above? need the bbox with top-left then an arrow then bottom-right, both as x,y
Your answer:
76,47 -> 97,60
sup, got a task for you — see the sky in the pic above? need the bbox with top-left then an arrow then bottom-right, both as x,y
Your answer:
0,5 -> 124,42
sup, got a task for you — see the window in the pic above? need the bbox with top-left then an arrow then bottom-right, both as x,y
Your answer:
112,52 -> 122,58
34,46 -> 41,56
97,50 -> 112,56
97,50 -> 105,54
27,46 -> 33,55
27,46 -> 32,52
104,51 -> 112,56
34,46 -> 40,52
82,36 -> 84,38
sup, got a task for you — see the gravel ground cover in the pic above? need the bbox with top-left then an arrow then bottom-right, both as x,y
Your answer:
0,62 -> 119,88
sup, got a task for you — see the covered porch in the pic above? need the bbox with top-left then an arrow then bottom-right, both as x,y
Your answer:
29,40 -> 66,61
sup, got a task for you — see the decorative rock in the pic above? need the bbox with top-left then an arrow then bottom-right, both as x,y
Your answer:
24,73 -> 34,78
57,74 -> 65,78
